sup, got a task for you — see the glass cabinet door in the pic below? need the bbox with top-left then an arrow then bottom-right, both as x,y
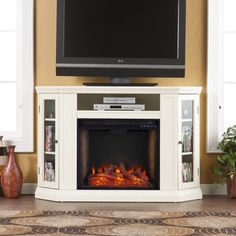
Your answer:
181,100 -> 194,183
39,95 -> 59,189
179,96 -> 199,189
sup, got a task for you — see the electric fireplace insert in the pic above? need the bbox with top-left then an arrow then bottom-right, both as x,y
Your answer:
77,119 -> 160,190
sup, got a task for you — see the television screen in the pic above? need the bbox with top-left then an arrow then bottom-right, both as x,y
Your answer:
64,0 -> 178,59
56,0 -> 186,78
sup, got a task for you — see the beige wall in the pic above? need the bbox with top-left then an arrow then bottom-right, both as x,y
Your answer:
16,0 -> 218,184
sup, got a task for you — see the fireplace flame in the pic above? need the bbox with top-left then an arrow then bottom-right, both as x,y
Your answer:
91,166 -> 96,175
88,163 -> 149,188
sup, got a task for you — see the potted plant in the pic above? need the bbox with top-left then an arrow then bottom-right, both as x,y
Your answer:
212,125 -> 236,198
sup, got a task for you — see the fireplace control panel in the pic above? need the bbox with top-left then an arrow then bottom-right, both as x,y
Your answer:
93,103 -> 145,111
77,94 -> 160,111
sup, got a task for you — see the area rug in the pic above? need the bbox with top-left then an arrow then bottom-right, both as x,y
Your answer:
0,210 -> 236,235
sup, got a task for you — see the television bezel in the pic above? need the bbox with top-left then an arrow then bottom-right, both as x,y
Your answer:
56,0 -> 186,77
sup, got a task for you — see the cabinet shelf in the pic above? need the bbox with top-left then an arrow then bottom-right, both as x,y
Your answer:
182,119 -> 192,122
77,110 -> 160,119
182,152 -> 193,156
45,118 -> 56,122
45,151 -> 56,155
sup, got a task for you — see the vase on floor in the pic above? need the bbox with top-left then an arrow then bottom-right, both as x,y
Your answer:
0,136 -> 8,197
1,145 -> 23,198
227,175 -> 236,198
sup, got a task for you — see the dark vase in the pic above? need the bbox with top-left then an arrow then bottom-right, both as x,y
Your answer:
227,175 -> 236,198
1,145 -> 23,198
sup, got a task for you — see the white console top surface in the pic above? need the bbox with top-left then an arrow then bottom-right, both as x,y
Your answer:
36,86 -> 202,94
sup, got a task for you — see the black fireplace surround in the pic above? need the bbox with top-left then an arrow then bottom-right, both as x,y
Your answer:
77,119 -> 160,190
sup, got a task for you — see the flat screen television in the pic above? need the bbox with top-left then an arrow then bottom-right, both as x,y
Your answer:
56,0 -> 186,79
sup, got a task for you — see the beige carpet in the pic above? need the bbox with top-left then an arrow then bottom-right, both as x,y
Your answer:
0,210 -> 236,235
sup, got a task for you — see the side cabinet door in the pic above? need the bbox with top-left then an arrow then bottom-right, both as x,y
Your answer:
178,95 -> 200,190
38,94 -> 59,189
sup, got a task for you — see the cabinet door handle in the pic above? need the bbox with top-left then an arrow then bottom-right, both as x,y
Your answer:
54,140 -> 58,144
178,141 -> 183,145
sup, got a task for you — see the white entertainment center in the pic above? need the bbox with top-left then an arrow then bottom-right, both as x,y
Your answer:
35,86 -> 202,202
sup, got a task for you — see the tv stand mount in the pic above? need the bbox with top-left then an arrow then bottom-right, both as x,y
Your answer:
83,77 -> 158,86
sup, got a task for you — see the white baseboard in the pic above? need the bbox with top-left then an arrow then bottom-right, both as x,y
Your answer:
200,184 -> 227,195
0,156 -> 8,165
21,183 -> 37,194
21,183 -> 227,196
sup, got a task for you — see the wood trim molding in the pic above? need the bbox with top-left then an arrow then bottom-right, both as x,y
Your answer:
21,183 -> 37,194
200,184 -> 227,195
207,0 -> 224,153
21,183 -> 227,196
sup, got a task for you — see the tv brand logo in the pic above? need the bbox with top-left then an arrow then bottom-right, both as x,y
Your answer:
117,59 -> 124,63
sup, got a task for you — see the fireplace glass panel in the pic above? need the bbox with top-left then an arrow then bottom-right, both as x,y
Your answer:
77,119 -> 160,190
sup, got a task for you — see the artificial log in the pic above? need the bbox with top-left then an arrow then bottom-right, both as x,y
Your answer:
135,169 -> 149,182
88,164 -> 150,188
